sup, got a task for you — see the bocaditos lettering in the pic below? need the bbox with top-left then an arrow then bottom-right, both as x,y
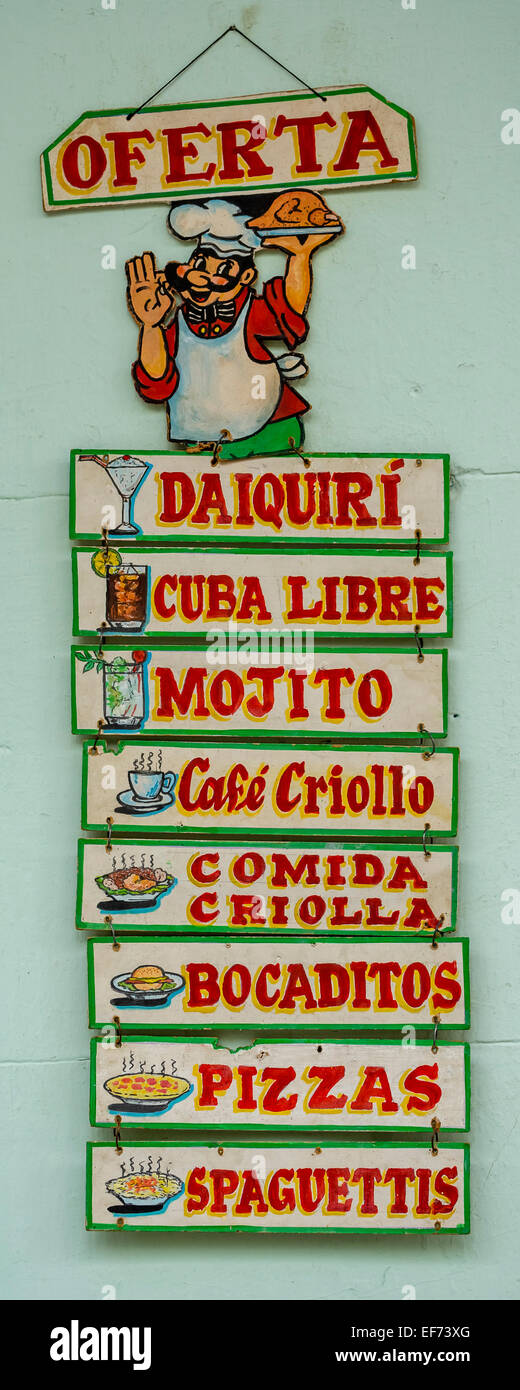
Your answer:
182,953 -> 461,1017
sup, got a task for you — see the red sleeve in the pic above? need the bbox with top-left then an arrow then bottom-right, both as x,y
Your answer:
132,319 -> 179,402
249,276 -> 308,348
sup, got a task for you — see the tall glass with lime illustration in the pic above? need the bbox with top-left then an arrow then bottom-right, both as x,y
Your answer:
103,652 -> 147,729
106,563 -> 148,631
91,546 -> 149,634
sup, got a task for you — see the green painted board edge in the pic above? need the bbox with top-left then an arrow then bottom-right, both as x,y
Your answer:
42,85 -> 418,210
69,451 -> 450,545
76,838 -> 459,934
71,545 -> 454,640
86,932 -> 470,1032
85,1139 -> 470,1235
71,642 -> 449,740
80,739 -> 459,840
89,1033 -> 470,1133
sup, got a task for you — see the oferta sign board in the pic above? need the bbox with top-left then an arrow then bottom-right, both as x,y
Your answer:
42,86 -> 417,212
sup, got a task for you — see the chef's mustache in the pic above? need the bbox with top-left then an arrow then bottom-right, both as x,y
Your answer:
164,261 -> 246,293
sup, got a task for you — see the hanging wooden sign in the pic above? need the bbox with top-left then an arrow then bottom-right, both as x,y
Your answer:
72,546 -> 453,638
86,1140 -> 469,1234
70,451 -> 449,545
90,1036 -> 469,1133
82,739 -> 459,839
72,642 -> 447,740
42,85 -> 417,213
77,838 -> 458,935
87,934 -> 469,1032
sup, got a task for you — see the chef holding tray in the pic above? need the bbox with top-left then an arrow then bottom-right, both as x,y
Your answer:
125,191 -> 343,460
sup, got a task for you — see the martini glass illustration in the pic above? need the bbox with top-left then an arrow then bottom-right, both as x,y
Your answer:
79,454 -> 152,535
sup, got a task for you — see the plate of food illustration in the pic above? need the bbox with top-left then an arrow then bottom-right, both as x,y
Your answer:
96,866 -> 177,910
106,1169 -> 184,1214
247,189 -> 344,238
111,965 -> 185,1007
104,1071 -> 193,1115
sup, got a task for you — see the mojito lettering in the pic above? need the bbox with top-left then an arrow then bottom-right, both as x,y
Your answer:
152,662 -> 393,723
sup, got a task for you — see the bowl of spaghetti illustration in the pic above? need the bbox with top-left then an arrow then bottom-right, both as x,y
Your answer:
106,1170 -> 184,1213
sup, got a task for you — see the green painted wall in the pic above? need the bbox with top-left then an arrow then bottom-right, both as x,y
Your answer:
1,0 -> 518,1300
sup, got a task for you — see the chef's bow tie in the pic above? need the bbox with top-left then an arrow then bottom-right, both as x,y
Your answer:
186,299 -> 238,324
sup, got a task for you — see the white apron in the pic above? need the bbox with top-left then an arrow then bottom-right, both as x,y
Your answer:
167,297 -> 282,443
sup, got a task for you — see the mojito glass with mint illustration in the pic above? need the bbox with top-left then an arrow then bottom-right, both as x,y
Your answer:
103,652 -> 147,729
75,648 -> 148,731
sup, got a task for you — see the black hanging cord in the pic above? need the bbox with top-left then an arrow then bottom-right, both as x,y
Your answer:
126,24 -> 326,121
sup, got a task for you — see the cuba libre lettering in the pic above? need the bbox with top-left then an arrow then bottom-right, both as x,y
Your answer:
151,570 -> 445,628
184,1162 -> 460,1221
58,108 -> 400,196
187,848 -> 442,931
177,755 -> 435,822
157,463 -> 406,534
194,1060 -> 443,1116
153,662 -> 393,725
183,955 -> 461,1019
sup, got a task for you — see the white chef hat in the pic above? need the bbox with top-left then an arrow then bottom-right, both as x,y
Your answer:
168,199 -> 261,258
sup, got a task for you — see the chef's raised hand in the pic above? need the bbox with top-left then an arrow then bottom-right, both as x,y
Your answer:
126,252 -> 175,326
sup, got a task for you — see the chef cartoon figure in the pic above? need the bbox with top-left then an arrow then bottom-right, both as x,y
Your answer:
125,191 -> 343,460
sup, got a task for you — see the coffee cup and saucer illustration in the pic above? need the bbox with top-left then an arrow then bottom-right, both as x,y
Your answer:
116,752 -> 177,816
